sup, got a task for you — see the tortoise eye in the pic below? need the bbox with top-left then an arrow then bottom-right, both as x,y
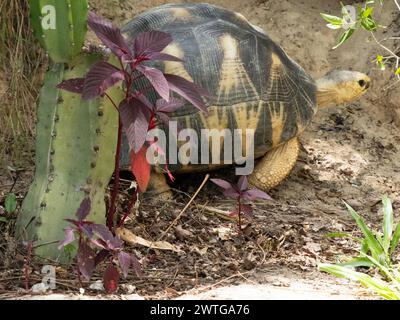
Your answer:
358,79 -> 366,87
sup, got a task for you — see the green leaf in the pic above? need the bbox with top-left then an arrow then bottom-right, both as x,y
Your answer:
382,196 -> 393,253
361,17 -> 377,31
4,193 -> 17,214
361,6 -> 374,18
321,13 -> 344,25
319,264 -> 400,300
0,217 -> 8,223
344,201 -> 384,261
390,223 -> 400,254
333,28 -> 355,49
377,55 -> 386,70
338,257 -> 375,268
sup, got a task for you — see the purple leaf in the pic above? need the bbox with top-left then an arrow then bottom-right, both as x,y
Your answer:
76,198 -> 91,221
155,98 -> 184,113
241,204 -> 253,218
145,52 -> 183,62
165,74 -> 210,113
237,176 -> 248,191
136,94 -> 154,111
78,241 -> 95,281
130,255 -> 143,277
156,112 -> 171,126
103,264 -> 120,293
210,178 -> 234,190
82,61 -> 124,100
223,188 -> 240,199
133,31 -> 173,57
119,97 -> 152,153
242,189 -> 272,201
136,65 -> 169,101
87,11 -> 131,59
92,224 -> 123,250
58,228 -> 75,249
81,223 -> 94,239
57,78 -> 85,94
118,251 -> 131,278
95,249 -> 110,267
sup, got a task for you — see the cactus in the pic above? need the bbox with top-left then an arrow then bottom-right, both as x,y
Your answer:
30,0 -> 88,63
16,53 -> 120,261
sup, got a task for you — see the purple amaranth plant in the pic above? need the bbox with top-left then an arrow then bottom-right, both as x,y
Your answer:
57,11 -> 210,230
59,198 -> 141,293
211,176 -> 272,230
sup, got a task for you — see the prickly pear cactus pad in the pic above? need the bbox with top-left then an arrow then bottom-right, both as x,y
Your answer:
16,54 -> 120,261
30,0 -> 88,63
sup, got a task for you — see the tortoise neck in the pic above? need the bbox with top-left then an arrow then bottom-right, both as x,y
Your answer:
315,77 -> 338,108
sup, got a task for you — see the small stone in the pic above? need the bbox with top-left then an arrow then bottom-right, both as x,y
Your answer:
32,283 -> 49,294
89,280 -> 104,292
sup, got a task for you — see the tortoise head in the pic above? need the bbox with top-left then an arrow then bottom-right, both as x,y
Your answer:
315,70 -> 371,108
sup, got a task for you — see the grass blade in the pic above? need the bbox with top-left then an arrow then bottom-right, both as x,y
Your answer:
338,257 -> 374,268
319,264 -> 400,300
382,196 -> 393,252
390,222 -> 400,255
344,201 -> 384,261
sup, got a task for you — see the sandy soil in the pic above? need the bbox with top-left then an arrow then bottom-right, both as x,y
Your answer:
1,0 -> 400,300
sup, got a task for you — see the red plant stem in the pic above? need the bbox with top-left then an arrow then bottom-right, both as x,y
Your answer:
117,189 -> 138,228
237,197 -> 242,232
77,237 -> 83,288
107,117 -> 123,230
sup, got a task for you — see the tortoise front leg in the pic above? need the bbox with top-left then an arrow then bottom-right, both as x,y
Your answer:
146,172 -> 173,201
249,138 -> 299,192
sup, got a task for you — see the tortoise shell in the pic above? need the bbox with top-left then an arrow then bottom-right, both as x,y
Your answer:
121,3 -> 317,172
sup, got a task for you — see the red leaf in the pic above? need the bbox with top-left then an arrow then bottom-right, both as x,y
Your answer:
210,178 -> 234,190
58,227 -> 75,250
237,176 -> 248,191
118,251 -> 131,278
136,65 -> 170,101
82,61 -> 124,100
76,198 -> 91,221
240,204 -> 253,218
130,146 -> 151,192
165,74 -> 211,113
130,255 -> 143,277
57,78 -> 85,94
242,189 -> 272,201
94,249 -> 110,267
88,12 -> 131,59
156,98 -> 184,113
77,241 -> 95,281
133,31 -> 173,57
103,264 -> 120,293
119,97 -> 152,153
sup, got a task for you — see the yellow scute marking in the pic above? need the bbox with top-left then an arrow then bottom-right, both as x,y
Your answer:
170,8 -> 191,19
233,102 -> 262,155
217,34 -> 258,102
199,106 -> 228,131
271,53 -> 282,69
162,42 -> 193,82
270,102 -> 285,146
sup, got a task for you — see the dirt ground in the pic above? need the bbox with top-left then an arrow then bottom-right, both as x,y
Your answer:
1,0 -> 400,300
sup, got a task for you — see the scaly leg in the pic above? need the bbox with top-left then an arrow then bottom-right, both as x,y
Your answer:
249,138 -> 299,192
146,172 -> 173,201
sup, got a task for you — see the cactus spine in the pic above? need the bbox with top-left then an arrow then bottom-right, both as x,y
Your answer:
29,0 -> 88,63
16,54 -> 120,261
